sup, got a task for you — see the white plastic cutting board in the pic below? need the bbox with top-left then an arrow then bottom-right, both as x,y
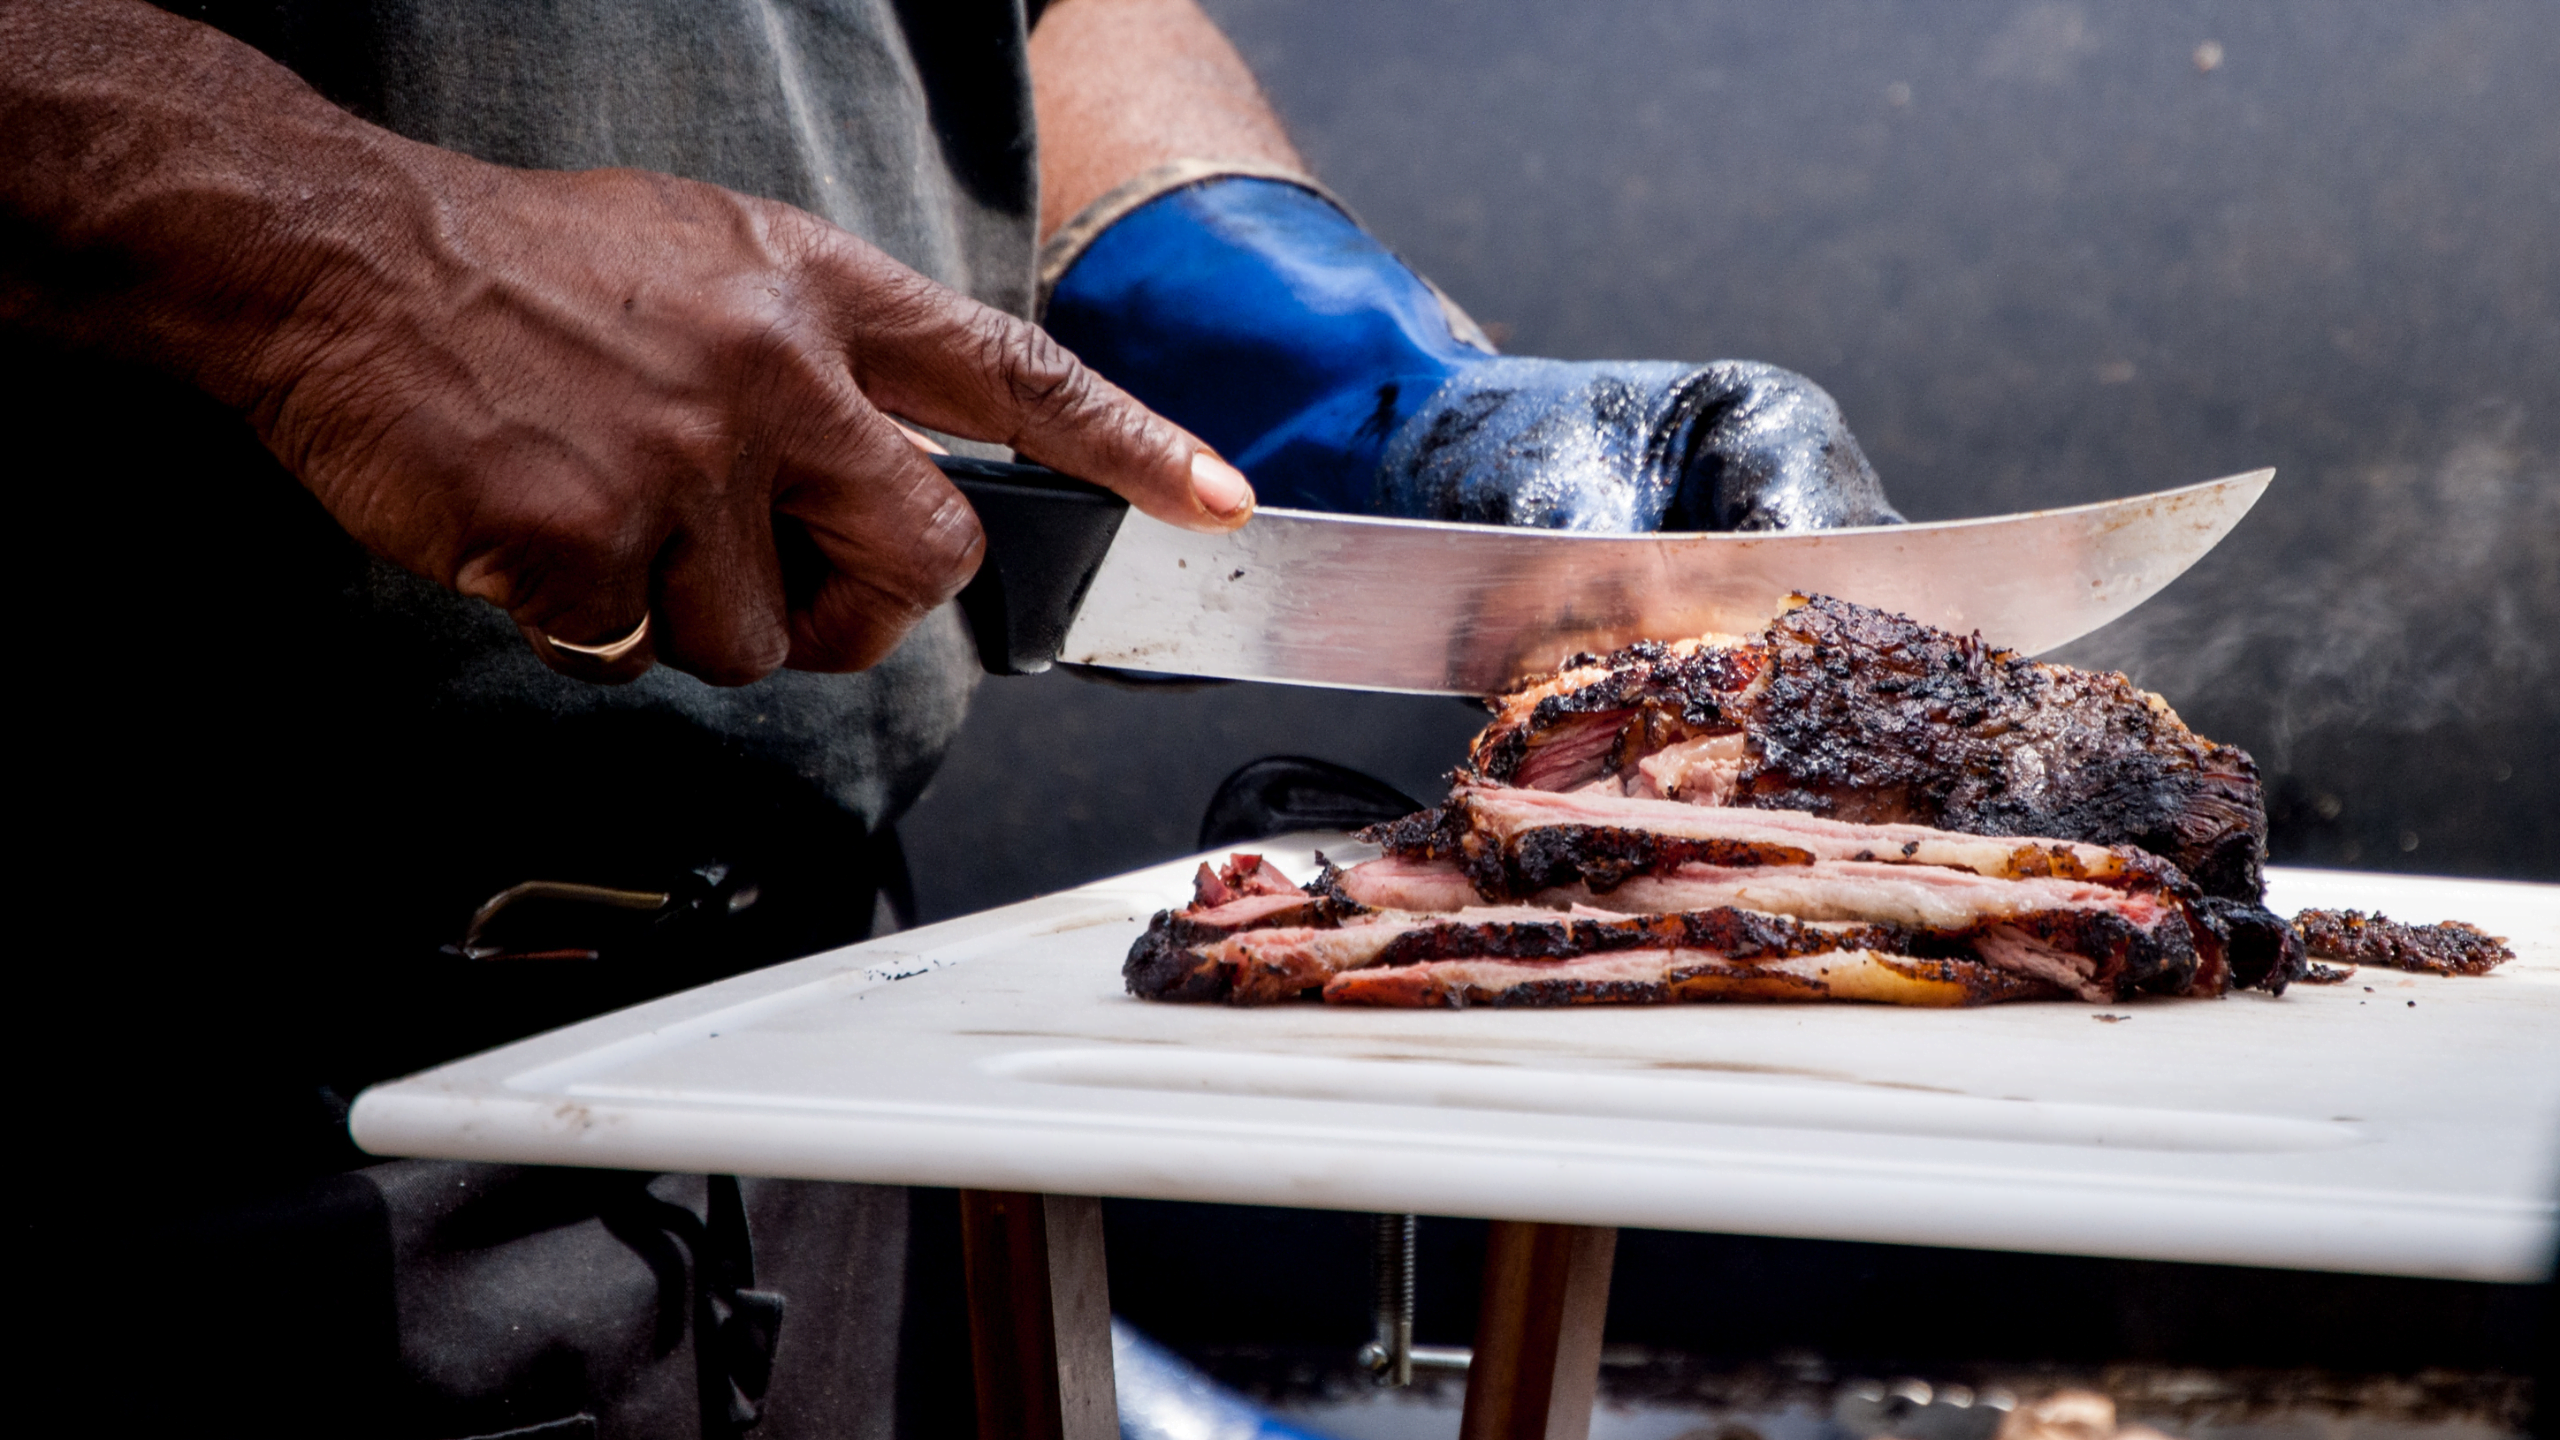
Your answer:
353,843 -> 2560,1283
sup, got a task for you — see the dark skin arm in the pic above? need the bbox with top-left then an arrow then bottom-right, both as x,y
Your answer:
1030,0 -> 1306,242
0,0 -> 1256,686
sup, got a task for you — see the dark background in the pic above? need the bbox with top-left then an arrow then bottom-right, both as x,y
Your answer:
1090,1198 -> 2550,1377
904,0 -> 2559,920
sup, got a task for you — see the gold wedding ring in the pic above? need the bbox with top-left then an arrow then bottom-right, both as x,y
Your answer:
542,613 -> 652,663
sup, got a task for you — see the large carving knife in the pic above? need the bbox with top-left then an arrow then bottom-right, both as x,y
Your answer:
938,456 -> 2271,695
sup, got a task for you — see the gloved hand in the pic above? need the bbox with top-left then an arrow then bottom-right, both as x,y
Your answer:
1043,175 -> 1901,531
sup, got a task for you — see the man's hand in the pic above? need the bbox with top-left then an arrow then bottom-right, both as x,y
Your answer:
257,163 -> 1255,682
3,0 -> 1253,686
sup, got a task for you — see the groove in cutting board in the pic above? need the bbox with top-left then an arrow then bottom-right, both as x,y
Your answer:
982,1047 -> 2360,1153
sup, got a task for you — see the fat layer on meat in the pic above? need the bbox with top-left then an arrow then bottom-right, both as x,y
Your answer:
1323,948 -> 2065,1008
1334,853 -> 1483,912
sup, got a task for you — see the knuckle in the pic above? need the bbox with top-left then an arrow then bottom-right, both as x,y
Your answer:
886,491 -> 985,606
691,650 -> 783,688
472,485 -> 649,621
721,616 -> 795,684
518,487 -> 640,570
921,493 -> 988,592
974,313 -> 1088,429
794,600 -> 904,675
663,612 -> 788,687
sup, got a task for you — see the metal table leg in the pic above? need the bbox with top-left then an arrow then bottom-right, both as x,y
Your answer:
1459,1221 -> 1619,1440
959,1190 -> 1117,1440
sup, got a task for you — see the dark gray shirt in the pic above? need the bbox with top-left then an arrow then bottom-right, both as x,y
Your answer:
9,2 -> 1044,1181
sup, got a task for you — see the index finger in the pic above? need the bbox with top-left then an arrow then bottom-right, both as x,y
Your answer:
829,261 -> 1255,532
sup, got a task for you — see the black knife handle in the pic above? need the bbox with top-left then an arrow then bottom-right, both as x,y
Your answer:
934,454 -> 1130,675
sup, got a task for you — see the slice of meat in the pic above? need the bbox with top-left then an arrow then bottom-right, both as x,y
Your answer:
2290,909 -> 2514,976
1335,849 -> 2199,988
1627,732 -> 1750,804
1541,861 -> 2193,1002
1547,860 -> 2172,929
1195,904 -> 1571,1004
1370,782 -> 2164,897
1125,852 -> 1373,1002
1196,903 -> 1907,1004
1353,785 -> 2231,1001
1189,852 -> 1302,908
1332,853 -> 1482,912
1197,921 -> 1411,1005
1183,890 -> 1334,931
1323,948 -> 2065,1008
1326,949 -> 1683,1006
1471,596 -> 2270,901
1470,635 -> 1763,792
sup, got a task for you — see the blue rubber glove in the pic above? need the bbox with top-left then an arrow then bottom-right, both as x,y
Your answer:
1043,177 -> 1900,531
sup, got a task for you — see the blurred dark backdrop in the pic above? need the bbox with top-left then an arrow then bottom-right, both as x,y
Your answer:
905,0 -> 2559,921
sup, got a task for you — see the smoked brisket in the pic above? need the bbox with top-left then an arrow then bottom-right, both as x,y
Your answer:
1126,839 -> 2214,1005
1114,600 -> 2483,1011
1469,596 -> 2270,901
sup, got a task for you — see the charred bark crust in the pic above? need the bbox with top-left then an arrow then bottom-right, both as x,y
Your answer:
1359,802 -> 1819,898
2193,896 -> 2311,993
1471,640 -> 1763,784
1731,596 -> 2269,901
1123,914 -> 1236,1002
1994,901 -> 2198,999
2292,909 -> 2513,975
1355,806 -> 1458,860
1500,824 -> 1810,894
1124,868 -> 1376,1002
1433,975 -> 1678,1008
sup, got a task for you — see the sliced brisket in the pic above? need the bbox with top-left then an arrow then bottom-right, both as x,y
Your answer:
1129,848 -> 2199,1005
1188,903 -> 1911,1004
1123,855 -> 1372,1003
1323,949 -> 2067,1008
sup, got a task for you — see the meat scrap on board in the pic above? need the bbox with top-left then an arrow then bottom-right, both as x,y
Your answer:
2291,909 -> 2514,976
1125,597 -> 2506,1008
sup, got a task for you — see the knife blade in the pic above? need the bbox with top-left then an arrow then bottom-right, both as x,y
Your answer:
935,456 -> 2271,695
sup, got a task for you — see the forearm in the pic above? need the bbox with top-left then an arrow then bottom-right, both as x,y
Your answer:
1028,0 -> 1303,240
0,0 -> 457,415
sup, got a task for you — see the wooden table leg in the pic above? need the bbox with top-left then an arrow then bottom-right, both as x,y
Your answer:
1458,1221 -> 1618,1440
958,1190 -> 1116,1440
